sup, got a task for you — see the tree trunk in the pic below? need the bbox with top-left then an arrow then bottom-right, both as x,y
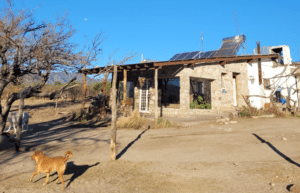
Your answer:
110,65 -> 118,160
82,73 -> 87,108
15,93 -> 24,152
100,78 -> 107,119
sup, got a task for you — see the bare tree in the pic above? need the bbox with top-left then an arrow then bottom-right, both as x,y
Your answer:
0,1 -> 103,137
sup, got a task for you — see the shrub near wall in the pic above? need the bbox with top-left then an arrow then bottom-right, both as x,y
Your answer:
117,109 -> 145,129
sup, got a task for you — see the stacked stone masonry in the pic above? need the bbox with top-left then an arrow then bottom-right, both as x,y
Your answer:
133,62 -> 249,117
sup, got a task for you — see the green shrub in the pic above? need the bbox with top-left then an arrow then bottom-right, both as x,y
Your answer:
156,118 -> 171,128
190,96 -> 211,109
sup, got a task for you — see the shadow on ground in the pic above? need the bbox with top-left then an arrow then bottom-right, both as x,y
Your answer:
0,116 -> 110,166
116,126 -> 150,160
252,133 -> 300,167
31,161 -> 100,189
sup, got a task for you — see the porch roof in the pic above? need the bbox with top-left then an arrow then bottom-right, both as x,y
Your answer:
79,54 -> 280,75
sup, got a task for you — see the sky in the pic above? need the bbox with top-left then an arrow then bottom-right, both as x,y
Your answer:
2,0 -> 300,68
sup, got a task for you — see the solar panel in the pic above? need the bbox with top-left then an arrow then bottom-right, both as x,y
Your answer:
199,51 -> 216,58
175,52 -> 191,60
169,53 -> 181,61
185,51 -> 201,59
168,35 -> 246,61
214,35 -> 246,57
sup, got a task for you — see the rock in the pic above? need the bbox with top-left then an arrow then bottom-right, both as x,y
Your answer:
252,114 -> 275,119
269,182 -> 275,187
225,122 -> 229,125
221,112 -> 234,119
225,128 -> 233,132
230,121 -> 237,124
233,162 -> 239,166
216,118 -> 226,123
282,137 -> 287,141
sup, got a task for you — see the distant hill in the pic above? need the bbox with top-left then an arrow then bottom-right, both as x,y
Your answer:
24,72 -> 107,85
46,72 -> 101,84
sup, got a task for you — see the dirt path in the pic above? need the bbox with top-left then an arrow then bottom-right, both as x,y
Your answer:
1,101 -> 300,192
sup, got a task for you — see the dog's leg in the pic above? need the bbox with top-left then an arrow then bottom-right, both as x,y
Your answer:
30,169 -> 39,182
57,173 -> 65,190
55,177 -> 60,184
43,173 -> 50,185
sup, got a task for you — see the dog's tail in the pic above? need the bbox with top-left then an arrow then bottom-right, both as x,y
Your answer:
64,151 -> 73,162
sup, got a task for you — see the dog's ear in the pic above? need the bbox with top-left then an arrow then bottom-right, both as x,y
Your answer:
34,151 -> 42,155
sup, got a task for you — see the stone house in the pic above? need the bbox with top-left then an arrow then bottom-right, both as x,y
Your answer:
80,35 -> 286,117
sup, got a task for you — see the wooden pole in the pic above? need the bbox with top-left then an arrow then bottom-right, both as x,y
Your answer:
123,69 -> 127,116
155,68 -> 158,126
110,65 -> 118,160
82,73 -> 87,108
257,41 -> 262,85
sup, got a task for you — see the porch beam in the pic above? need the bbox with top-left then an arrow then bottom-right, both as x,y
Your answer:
219,61 -> 226,66
154,54 -> 279,67
247,59 -> 254,63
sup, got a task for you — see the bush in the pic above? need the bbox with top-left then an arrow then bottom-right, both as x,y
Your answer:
190,96 -> 211,109
239,106 -> 261,117
239,106 -> 251,117
263,106 -> 285,117
53,81 -> 62,86
156,118 -> 171,129
117,109 -> 145,129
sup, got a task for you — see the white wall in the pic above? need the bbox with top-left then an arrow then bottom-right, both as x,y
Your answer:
247,45 -> 298,108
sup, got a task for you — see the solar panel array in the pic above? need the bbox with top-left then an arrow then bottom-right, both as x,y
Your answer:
169,35 -> 246,61
169,50 -> 216,61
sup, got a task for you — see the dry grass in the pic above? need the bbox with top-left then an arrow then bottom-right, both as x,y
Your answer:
117,109 -> 146,130
155,118 -> 171,129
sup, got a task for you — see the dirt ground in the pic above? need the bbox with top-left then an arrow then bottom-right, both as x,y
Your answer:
1,100 -> 300,193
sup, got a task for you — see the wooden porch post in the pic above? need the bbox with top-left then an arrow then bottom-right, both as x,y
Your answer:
123,69 -> 127,116
110,65 -> 118,160
257,41 -> 262,85
155,68 -> 158,126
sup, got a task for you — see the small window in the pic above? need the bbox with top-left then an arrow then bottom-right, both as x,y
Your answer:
264,79 -> 271,90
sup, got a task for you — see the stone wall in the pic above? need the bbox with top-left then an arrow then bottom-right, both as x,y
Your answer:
133,62 -> 249,116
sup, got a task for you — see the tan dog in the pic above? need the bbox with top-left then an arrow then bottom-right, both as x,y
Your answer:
30,150 -> 73,190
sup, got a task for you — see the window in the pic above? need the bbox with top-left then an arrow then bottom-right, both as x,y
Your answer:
264,79 -> 271,90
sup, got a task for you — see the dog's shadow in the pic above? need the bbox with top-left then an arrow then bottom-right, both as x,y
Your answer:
36,161 -> 100,188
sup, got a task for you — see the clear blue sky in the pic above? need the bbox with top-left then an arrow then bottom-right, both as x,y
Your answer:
3,0 -> 300,67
